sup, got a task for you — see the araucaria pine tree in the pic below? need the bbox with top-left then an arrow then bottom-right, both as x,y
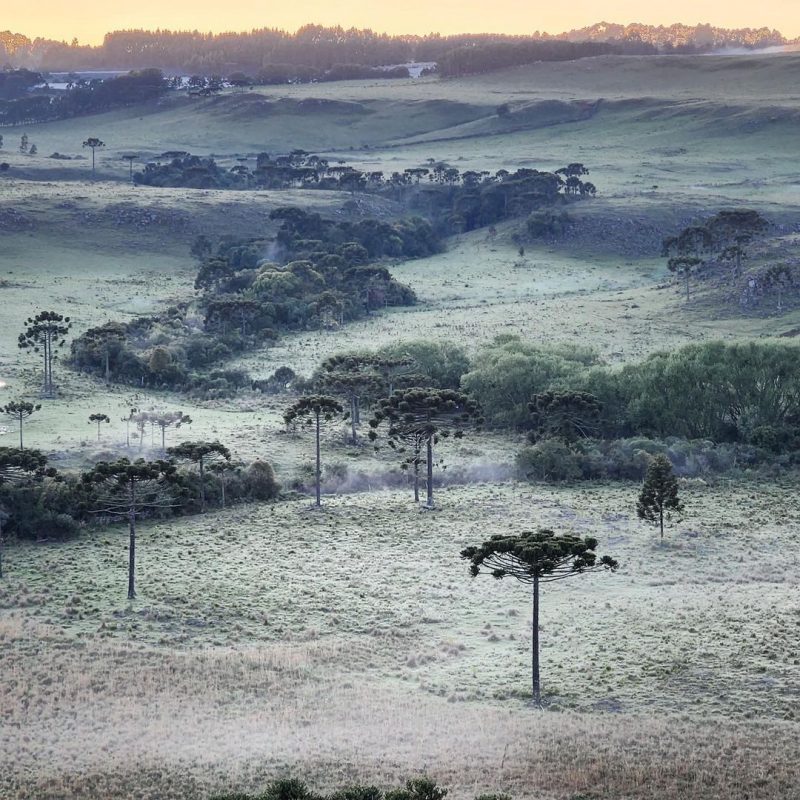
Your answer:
284,396 -> 343,506
461,529 -> 618,705
1,401 -> 41,449
88,413 -> 111,441
369,388 -> 481,508
0,447 -> 51,579
168,441 -> 231,513
637,454 -> 684,540
83,458 -> 180,599
18,311 -> 72,397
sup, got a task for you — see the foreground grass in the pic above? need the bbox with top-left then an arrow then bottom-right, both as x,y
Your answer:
1,480 -> 798,799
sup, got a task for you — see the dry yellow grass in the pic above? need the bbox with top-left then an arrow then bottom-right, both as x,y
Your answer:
2,482 -> 799,799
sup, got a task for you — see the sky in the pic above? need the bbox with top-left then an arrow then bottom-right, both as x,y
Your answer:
6,1 -> 800,44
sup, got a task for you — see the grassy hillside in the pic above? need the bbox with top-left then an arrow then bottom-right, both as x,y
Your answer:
2,482 -> 798,799
1,52 -> 800,800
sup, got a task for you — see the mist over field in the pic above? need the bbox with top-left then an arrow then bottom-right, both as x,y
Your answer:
0,13 -> 799,800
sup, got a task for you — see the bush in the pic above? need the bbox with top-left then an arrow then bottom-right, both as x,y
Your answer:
213,780 -> 450,800
462,336 -> 597,429
516,439 -> 582,481
517,436 -> 777,483
526,209 -> 571,238
377,340 -> 470,390
245,460 -> 280,500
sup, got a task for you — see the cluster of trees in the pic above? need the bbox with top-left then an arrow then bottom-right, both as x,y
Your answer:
0,68 -> 42,100
71,313 -> 256,397
0,440 -> 279,585
662,210 -> 770,302
407,163 -> 594,235
71,210 -> 431,394
279,342 -> 470,504
285,386 -> 481,510
0,68 -> 168,126
135,152 -> 594,237
462,336 -> 800,454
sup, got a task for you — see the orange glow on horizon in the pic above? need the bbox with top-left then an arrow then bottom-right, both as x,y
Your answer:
5,1 -> 800,45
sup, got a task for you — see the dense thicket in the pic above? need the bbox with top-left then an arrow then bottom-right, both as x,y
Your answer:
136,154 -> 588,236
212,777 -> 453,800
464,337 -> 800,451
71,210 -> 429,394
0,447 -> 279,542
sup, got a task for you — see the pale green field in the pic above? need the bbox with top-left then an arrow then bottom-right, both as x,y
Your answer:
1,53 -> 800,799
2,482 -> 799,799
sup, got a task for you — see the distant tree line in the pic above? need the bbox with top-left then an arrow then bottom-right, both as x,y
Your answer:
437,39 -> 655,77
2,22 -> 790,73
135,152 -> 594,235
0,68 -> 167,126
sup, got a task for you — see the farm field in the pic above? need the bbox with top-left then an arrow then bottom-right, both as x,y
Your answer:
1,50 -> 800,800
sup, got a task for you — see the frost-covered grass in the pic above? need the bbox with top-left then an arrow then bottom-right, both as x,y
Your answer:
1,481 -> 798,798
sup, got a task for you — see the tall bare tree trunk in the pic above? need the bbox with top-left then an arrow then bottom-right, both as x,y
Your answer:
315,411 -> 322,507
532,573 -> 541,706
413,439 -> 421,503
42,334 -> 49,396
199,457 -> 206,513
127,482 -> 137,599
425,435 -> 434,508
0,513 -> 4,579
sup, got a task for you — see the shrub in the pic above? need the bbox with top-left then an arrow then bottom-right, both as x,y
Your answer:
516,439 -> 582,481
245,460 -> 280,500
526,209 -> 571,238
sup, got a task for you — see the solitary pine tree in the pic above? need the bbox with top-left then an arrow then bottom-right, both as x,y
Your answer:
1,401 -> 41,449
208,460 -> 239,509
168,441 -> 230,512
637,454 -> 684,540
82,136 -> 105,174
83,458 -> 180,599
461,529 -> 618,705
284,396 -> 343,506
18,311 -> 72,397
762,264 -> 794,312
316,355 -> 383,444
662,226 -> 711,303
706,209 -> 768,280
89,413 -> 111,441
